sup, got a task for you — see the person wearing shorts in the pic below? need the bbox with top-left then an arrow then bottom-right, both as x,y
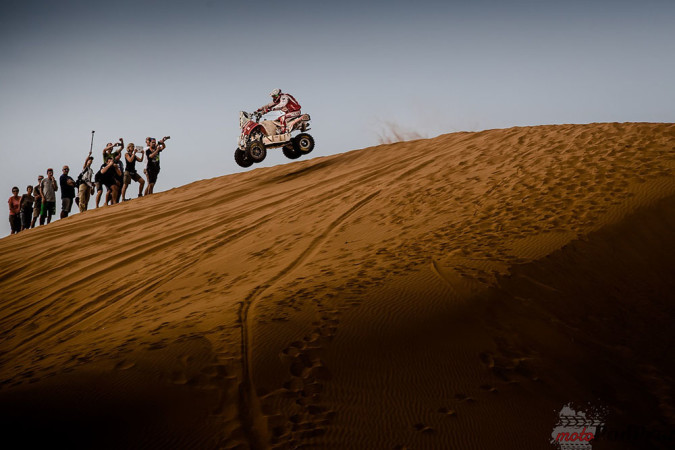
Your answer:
121,142 -> 145,200
40,168 -> 58,225
31,175 -> 43,228
95,142 -> 117,207
144,136 -> 168,195
99,158 -> 121,205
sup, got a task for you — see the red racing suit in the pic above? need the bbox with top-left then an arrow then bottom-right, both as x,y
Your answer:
257,93 -> 302,133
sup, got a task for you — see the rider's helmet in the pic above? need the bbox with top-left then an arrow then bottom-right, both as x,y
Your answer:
270,88 -> 281,99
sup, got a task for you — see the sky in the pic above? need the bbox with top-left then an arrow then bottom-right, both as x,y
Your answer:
2,0 -> 674,237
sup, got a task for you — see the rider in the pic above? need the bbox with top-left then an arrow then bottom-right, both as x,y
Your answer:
256,89 -> 302,134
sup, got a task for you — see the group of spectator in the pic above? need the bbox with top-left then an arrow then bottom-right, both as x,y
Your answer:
8,136 -> 169,235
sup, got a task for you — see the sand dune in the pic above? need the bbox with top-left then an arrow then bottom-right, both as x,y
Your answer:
1,122 -> 674,449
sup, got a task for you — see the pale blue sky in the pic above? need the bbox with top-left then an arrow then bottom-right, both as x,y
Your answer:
2,0 -> 674,236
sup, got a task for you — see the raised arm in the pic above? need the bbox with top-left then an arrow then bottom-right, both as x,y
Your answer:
148,147 -> 162,159
101,159 -> 114,174
84,151 -> 92,170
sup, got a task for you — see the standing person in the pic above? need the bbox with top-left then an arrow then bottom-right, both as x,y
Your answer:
8,187 -> 21,234
95,142 -> 118,208
30,175 -> 43,228
39,168 -> 58,225
102,139 -> 122,163
78,152 -> 95,211
144,136 -> 169,195
113,150 -> 125,203
19,185 -> 34,231
121,143 -> 145,200
99,158 -> 121,205
59,165 -> 76,219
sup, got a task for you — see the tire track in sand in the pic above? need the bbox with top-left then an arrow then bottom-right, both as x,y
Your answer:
234,190 -> 381,449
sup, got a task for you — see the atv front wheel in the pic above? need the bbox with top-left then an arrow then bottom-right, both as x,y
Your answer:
234,149 -> 253,168
293,133 -> 315,154
283,145 -> 302,160
247,140 -> 267,163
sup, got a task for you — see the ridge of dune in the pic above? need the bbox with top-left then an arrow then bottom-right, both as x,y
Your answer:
1,122 -> 674,449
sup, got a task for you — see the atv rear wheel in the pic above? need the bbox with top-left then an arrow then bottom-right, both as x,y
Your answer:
247,140 -> 267,163
293,133 -> 315,154
282,145 -> 302,160
234,149 -> 253,168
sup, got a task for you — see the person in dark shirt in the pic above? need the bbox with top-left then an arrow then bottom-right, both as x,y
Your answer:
144,136 -> 169,195
30,175 -> 43,228
99,158 -> 122,205
113,150 -> 125,203
59,165 -> 76,219
19,185 -> 34,231
121,143 -> 145,201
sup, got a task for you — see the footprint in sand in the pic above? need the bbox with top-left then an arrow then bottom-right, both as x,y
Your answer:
438,407 -> 457,417
114,359 -> 136,371
454,393 -> 477,402
413,423 -> 436,434
479,383 -> 498,393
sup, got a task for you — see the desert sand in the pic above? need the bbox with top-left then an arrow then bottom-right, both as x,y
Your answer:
1,122 -> 674,449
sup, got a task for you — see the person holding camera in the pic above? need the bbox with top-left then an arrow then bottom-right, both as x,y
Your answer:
102,139 -> 122,163
144,136 -> 169,196
98,157 -> 122,205
112,149 -> 125,203
121,143 -> 145,201
95,140 -> 122,207
78,151 -> 95,211
39,168 -> 58,225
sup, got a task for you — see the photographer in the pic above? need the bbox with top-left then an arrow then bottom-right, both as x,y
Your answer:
113,148 -> 125,203
99,157 -> 122,205
96,140 -> 122,207
78,151 -> 95,211
144,136 -> 169,196
121,143 -> 145,200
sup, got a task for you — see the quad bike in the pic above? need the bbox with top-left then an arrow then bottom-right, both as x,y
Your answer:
234,111 -> 315,168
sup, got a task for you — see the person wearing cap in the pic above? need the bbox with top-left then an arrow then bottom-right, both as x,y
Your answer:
255,89 -> 302,134
78,151 -> 95,211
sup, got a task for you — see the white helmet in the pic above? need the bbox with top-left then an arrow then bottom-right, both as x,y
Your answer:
270,88 -> 281,98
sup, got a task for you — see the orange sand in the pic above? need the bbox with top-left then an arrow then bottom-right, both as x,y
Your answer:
1,122 -> 674,449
